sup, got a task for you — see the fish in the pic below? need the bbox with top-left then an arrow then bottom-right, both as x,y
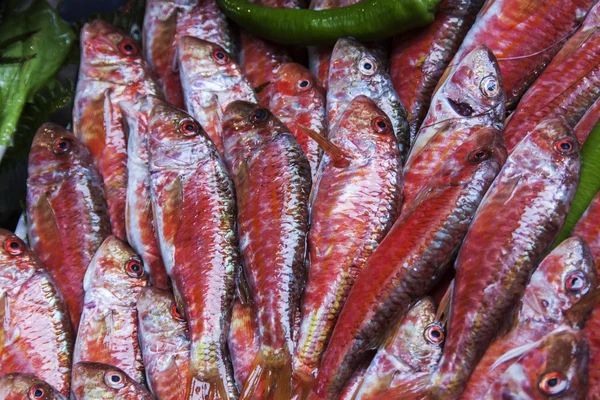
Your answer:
73,19 -> 160,240
143,0 -> 235,109
120,96 -> 170,290
447,0 -> 597,109
240,33 -> 292,90
310,124 -> 507,399
503,2 -> 600,151
260,62 -> 327,180
481,329 -> 590,399
148,98 -> 238,399
423,117 -> 581,400
574,95 -> 600,142
228,296 -> 260,391
72,235 -> 148,385
0,229 -> 74,396
0,373 -> 67,400
222,101 -> 312,400
292,95 -> 403,394
390,0 -> 487,142
461,236 -> 597,399
177,36 -> 257,154
71,362 -> 155,399
26,122 -> 111,329
337,362 -> 370,400
137,286 -> 192,400
327,37 -> 409,158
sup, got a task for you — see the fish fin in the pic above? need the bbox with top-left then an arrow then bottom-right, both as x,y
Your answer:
0,293 -> 5,355
185,374 -> 229,400
254,81 -> 271,94
374,374 -> 431,400
435,280 -> 454,326
565,287 -> 600,328
239,351 -> 292,400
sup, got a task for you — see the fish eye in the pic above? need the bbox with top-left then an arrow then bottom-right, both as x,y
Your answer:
372,116 -> 390,134
118,39 -> 138,56
296,79 -> 312,91
52,138 -> 72,155
468,148 -> 490,163
424,323 -> 445,345
28,384 -> 46,399
249,108 -> 269,124
553,138 -> 577,155
538,371 -> 568,395
125,258 -> 145,278
358,57 -> 377,76
3,236 -> 25,256
170,302 -> 186,321
480,75 -> 500,98
212,47 -> 230,65
179,118 -> 201,137
104,370 -> 126,389
565,271 -> 587,293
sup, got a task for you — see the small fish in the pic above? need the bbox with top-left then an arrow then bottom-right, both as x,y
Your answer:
426,118 -> 581,400
222,101 -> 311,400
292,95 -> 403,395
26,123 -> 111,329
71,362 -> 155,400
481,329 -> 590,399
0,373 -> 66,400
0,230 -> 74,396
310,124 -> 507,399
72,235 -> 148,385
148,98 -> 238,399
177,36 -> 257,154
327,38 -> 409,158
390,0 -> 487,142
137,287 -> 191,400
504,2 -> 600,151
461,236 -> 597,399
73,19 -> 160,240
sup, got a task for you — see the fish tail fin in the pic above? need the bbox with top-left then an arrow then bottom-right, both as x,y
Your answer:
186,368 -> 231,400
290,370 -> 315,400
239,351 -> 292,400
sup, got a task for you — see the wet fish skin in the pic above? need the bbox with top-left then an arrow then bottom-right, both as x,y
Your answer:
73,19 -> 160,240
293,95 -> 402,389
71,362 -> 154,400
390,0 -> 487,142
461,236 -> 597,399
148,99 -> 238,399
228,296 -> 260,391
0,373 -> 67,400
26,122 -> 111,330
177,36 -> 257,154
0,229 -> 74,397
327,37 -> 409,158
429,117 -> 582,399
73,235 -> 149,385
310,124 -> 507,400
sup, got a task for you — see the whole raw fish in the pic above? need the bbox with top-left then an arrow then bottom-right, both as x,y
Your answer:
390,0 -> 486,142
310,124 -> 507,399
71,362 -> 154,400
504,2 -> 600,151
447,0 -> 597,109
0,373 -> 66,400
178,36 -> 257,154
292,95 -> 403,394
137,287 -> 191,400
327,38 -> 409,158
143,0 -> 235,109
462,236 -> 597,399
120,96 -> 170,290
73,19 -> 160,240
26,123 -> 111,329
148,99 -> 238,399
0,230 -> 74,396
222,101 -> 311,400
73,235 -> 148,385
424,118 -> 581,400
260,62 -> 326,179
403,45 -> 505,212
481,329 -> 589,399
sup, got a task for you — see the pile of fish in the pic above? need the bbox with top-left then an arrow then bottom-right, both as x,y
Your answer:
4,0 -> 600,398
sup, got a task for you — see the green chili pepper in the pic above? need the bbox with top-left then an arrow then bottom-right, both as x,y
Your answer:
552,121 -> 600,248
215,0 -> 441,45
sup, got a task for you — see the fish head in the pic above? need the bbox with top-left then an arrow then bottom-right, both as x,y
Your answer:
271,62 -> 325,101
439,45 -> 505,124
332,95 -> 399,160
488,329 -> 589,399
147,98 -> 215,170
329,37 -> 385,89
523,236 -> 597,326
80,20 -> 147,85
0,373 -> 66,400
72,362 -> 153,399
0,229 -> 40,291
28,123 -> 93,187
83,235 -> 148,305
137,286 -> 188,343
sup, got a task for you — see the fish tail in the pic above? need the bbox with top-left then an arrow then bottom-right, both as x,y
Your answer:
290,370 -> 314,400
239,351 -> 292,400
185,370 -> 231,400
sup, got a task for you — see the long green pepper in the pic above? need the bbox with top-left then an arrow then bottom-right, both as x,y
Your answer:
215,0 -> 441,45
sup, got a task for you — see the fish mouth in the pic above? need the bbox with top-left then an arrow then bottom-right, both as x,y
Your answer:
446,98 -> 474,117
